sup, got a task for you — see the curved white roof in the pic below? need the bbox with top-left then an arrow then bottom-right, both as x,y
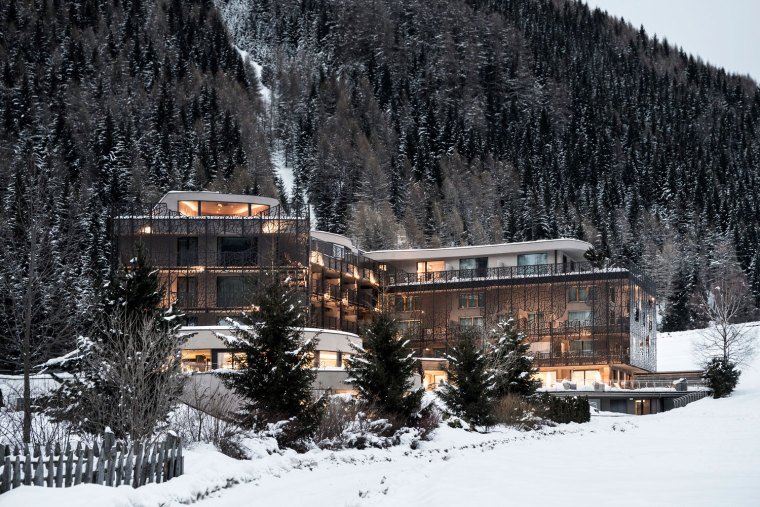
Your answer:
159,191 -> 279,211
310,230 -> 358,252
364,238 -> 592,262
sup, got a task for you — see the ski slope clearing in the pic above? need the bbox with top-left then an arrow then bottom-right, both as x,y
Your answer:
3,325 -> 759,506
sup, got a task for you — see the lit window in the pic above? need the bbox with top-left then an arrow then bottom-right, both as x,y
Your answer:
178,201 -> 199,216
181,349 -> 211,372
459,292 -> 484,308
568,310 -> 592,324
218,351 -> 247,369
417,261 -> 444,279
200,201 -> 252,217
317,351 -> 339,368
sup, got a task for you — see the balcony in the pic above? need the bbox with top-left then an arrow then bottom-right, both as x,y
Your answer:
311,315 -> 358,334
530,349 -> 630,367
386,261 -> 631,286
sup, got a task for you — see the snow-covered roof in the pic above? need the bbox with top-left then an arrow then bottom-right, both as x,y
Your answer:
310,230 -> 358,252
364,238 -> 593,262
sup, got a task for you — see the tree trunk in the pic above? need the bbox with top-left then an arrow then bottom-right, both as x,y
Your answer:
23,225 -> 38,444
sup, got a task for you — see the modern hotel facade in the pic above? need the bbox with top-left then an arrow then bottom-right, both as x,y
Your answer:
114,191 -> 657,389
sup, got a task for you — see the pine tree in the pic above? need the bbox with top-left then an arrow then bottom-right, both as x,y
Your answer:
437,328 -> 495,428
488,318 -> 540,397
702,357 -> 741,398
346,312 -> 423,425
662,266 -> 697,332
217,277 -> 323,448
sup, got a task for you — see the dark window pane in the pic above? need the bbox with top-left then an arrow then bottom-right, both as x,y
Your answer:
217,237 -> 256,266
177,237 -> 198,266
217,276 -> 253,307
177,277 -> 197,307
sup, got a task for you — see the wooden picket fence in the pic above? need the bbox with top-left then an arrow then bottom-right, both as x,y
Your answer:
0,433 -> 183,494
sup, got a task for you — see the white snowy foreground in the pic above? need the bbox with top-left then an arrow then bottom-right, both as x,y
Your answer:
3,326 -> 760,507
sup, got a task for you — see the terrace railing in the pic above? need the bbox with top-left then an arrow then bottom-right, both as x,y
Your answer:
385,261 -> 631,286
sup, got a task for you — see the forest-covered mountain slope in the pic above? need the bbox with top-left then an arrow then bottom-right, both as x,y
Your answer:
1,0 -> 759,370
217,0 -> 760,321
0,0 -> 274,369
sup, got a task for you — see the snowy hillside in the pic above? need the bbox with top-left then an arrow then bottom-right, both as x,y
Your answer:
657,322 -> 760,371
4,325 -> 760,507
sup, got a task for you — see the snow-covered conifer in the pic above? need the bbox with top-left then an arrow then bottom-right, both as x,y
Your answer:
216,276 -> 322,448
487,317 -> 540,398
437,328 -> 495,428
346,312 -> 423,425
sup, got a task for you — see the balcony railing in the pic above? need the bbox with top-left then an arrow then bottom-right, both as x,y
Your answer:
311,315 -> 358,334
386,261 -> 630,286
530,350 -> 630,367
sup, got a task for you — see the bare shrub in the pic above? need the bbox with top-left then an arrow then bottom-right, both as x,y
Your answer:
48,311 -> 187,443
313,395 -> 363,444
415,401 -> 441,441
172,377 -> 249,459
0,382 -> 75,448
492,394 -> 538,429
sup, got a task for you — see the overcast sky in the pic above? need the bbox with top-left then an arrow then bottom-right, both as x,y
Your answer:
582,0 -> 760,83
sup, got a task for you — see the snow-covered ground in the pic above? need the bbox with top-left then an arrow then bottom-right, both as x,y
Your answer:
3,325 -> 759,506
657,321 -> 760,371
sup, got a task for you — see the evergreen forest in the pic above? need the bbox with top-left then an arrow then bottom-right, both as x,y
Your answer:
1,0 -> 759,370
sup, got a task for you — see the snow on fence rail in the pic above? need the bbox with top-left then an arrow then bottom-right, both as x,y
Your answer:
0,433 -> 183,494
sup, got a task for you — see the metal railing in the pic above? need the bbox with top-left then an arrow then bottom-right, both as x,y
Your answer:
385,261 -> 632,286
310,315 -> 358,334
545,378 -> 708,391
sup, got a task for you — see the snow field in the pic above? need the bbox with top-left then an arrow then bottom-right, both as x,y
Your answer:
3,324 -> 759,506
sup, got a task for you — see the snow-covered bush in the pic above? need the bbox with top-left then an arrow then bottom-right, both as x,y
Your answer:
531,393 -> 590,424
313,395 -> 429,450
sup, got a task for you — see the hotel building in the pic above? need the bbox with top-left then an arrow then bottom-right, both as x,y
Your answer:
114,191 -> 656,390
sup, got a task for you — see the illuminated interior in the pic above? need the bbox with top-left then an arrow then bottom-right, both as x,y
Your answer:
423,370 -> 447,390
177,200 -> 270,217
571,369 -> 601,386
181,349 -> 211,372
318,351 -> 339,368
416,260 -> 445,275
218,351 -> 247,369
535,371 -> 557,387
